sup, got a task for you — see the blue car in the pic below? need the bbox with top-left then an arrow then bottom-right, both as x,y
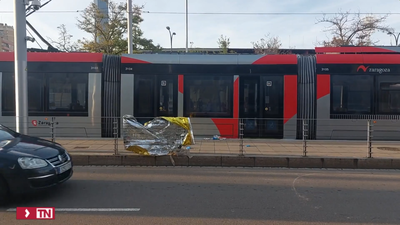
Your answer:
0,125 -> 73,203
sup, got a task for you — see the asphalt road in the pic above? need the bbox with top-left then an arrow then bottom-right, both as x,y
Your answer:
1,166 -> 400,225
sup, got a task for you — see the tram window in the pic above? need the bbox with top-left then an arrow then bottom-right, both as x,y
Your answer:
159,80 -> 174,115
331,75 -> 373,114
2,73 -> 46,114
28,73 -> 45,113
2,73 -> 88,116
47,73 -> 88,112
184,76 -> 233,117
136,78 -> 154,115
378,76 -> 400,114
2,73 -> 15,114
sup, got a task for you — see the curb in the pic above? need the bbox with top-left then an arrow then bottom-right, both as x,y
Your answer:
69,154 -> 400,169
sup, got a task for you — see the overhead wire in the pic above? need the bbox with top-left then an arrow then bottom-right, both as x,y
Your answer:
141,11 -> 400,15
2,6 -> 395,49
24,0 -> 58,51
0,10 -> 399,15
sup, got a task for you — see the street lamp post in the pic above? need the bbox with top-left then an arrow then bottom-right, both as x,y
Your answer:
166,26 -> 176,53
388,31 -> 400,46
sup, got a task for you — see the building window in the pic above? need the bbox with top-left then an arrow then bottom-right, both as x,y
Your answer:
184,76 -> 233,117
377,75 -> 400,114
331,75 -> 373,114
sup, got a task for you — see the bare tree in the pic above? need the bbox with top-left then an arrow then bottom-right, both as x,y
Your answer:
251,34 -> 282,54
217,34 -> 230,54
317,11 -> 391,47
48,24 -> 80,52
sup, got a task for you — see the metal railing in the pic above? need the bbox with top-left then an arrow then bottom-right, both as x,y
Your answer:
302,119 -> 308,157
239,118 -> 244,157
2,116 -> 400,158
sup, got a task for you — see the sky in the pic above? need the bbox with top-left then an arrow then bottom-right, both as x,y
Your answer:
1,0 -> 400,50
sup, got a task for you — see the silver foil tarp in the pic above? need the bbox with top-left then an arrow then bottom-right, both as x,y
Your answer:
122,115 -> 195,156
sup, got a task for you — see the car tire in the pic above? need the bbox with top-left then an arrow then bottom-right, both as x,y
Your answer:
0,176 -> 9,205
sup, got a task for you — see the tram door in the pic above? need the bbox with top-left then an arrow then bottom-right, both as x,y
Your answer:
239,76 -> 284,138
134,75 -> 178,124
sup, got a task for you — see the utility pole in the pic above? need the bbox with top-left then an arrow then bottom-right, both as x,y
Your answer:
13,0 -> 31,135
127,0 -> 133,54
185,0 -> 188,53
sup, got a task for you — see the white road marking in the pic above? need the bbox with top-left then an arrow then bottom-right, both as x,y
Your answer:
292,173 -> 316,201
6,208 -> 140,212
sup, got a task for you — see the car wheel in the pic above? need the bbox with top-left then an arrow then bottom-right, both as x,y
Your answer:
0,177 -> 9,205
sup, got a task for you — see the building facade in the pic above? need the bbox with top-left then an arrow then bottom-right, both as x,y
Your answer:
94,0 -> 109,43
0,23 -> 14,52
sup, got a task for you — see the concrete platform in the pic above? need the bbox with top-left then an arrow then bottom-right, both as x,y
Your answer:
67,154 -> 400,169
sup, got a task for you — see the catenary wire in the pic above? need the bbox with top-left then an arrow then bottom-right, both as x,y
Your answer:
0,10 -> 399,15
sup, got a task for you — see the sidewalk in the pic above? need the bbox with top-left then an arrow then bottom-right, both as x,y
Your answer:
52,138 -> 400,159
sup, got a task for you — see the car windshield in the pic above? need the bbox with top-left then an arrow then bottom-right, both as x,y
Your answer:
0,125 -> 17,141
